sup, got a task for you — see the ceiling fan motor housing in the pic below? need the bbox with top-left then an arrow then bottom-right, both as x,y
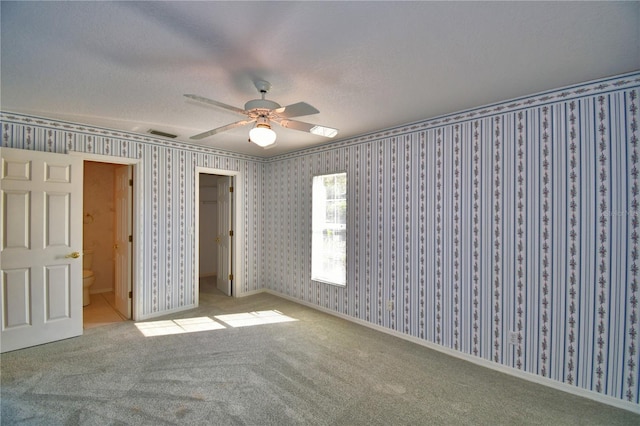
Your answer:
244,98 -> 281,111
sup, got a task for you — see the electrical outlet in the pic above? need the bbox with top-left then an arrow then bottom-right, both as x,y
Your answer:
508,331 -> 518,345
386,300 -> 394,311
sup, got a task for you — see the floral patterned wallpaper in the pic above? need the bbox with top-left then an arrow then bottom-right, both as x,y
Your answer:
0,116 -> 265,318
261,72 -> 640,409
1,70 -> 639,411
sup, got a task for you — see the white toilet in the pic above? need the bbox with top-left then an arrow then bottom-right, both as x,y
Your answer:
83,249 -> 95,306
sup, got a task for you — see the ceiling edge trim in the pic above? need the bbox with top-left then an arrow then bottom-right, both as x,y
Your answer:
0,111 -> 268,163
267,70 -> 640,163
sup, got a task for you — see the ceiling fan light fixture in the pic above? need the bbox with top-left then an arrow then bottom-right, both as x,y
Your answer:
249,117 -> 277,147
186,80 -> 337,146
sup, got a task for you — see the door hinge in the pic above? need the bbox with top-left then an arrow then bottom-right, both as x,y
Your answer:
129,179 -> 133,186
128,291 -> 133,299
229,230 -> 234,237
128,235 -> 133,242
229,186 -> 234,193
229,274 -> 233,281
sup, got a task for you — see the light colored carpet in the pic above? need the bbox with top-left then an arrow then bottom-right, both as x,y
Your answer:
1,282 -> 639,425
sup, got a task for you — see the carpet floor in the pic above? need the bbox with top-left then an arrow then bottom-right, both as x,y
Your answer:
1,282 -> 639,425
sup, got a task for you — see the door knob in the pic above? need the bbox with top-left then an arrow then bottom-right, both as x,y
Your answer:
66,251 -> 81,259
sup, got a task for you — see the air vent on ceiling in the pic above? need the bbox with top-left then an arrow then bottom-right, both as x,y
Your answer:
148,129 -> 177,139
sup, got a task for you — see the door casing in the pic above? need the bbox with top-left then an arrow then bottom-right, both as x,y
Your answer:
195,167 -> 242,305
71,152 -> 140,320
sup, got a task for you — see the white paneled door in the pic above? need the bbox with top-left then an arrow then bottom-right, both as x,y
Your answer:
1,147 -> 83,353
216,176 -> 232,296
114,165 -> 132,319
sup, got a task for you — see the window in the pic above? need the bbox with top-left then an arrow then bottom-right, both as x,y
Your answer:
312,172 -> 347,286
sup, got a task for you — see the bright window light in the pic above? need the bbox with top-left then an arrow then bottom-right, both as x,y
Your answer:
310,125 -> 338,138
312,172 -> 347,286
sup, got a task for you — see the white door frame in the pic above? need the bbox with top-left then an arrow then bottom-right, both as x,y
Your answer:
195,166 -> 242,305
70,152 -> 141,320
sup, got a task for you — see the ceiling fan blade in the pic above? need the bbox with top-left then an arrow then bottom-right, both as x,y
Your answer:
190,119 -> 256,140
274,102 -> 319,118
275,118 -> 338,138
184,94 -> 247,115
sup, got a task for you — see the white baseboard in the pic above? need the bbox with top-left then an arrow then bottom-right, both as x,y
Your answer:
265,289 -> 640,415
235,288 -> 266,298
135,303 -> 197,321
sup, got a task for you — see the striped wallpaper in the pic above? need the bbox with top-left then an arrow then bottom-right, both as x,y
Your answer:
0,119 -> 266,316
1,71 -> 639,408
263,72 -> 640,408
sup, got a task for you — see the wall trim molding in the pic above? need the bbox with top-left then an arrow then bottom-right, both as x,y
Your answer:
3,71 -> 638,164
235,288 -> 265,298
267,70 -> 640,162
265,289 -> 640,415
0,111 -> 266,163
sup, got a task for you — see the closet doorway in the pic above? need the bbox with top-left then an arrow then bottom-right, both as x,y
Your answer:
197,170 -> 234,300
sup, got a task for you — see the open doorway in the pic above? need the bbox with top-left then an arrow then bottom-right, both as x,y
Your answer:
197,171 -> 234,300
82,161 -> 133,328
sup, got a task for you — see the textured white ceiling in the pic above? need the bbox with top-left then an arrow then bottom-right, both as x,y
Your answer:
1,1 -> 639,157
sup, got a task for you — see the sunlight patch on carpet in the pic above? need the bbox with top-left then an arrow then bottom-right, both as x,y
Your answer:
135,311 -> 298,336
135,316 -> 226,336
215,310 -> 298,328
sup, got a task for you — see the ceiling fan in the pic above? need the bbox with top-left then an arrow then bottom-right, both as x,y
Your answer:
185,80 -> 338,148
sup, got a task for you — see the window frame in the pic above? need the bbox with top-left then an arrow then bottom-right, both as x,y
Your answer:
311,171 -> 347,287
